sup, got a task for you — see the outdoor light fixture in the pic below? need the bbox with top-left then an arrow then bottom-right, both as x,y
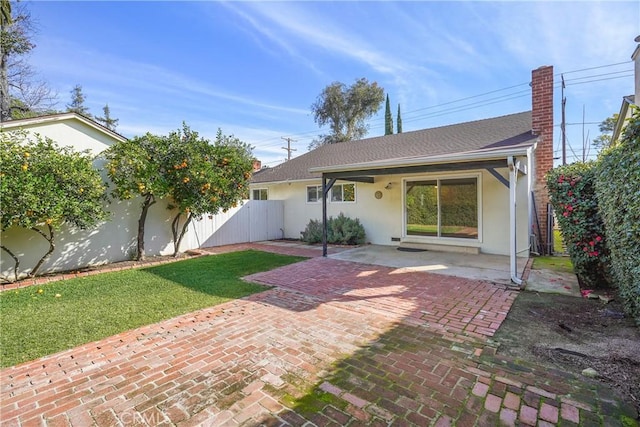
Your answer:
385,182 -> 392,190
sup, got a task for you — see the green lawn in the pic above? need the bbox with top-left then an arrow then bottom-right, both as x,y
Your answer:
407,224 -> 464,235
0,250 -> 305,368
554,229 -> 565,254
532,255 -> 574,274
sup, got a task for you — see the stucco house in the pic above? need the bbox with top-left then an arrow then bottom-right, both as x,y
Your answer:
0,112 -> 126,154
250,66 -> 555,283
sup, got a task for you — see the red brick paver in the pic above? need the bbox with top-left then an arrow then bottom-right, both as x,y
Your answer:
1,247 -> 635,426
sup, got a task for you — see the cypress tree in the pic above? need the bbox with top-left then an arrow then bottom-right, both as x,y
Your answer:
384,94 -> 393,135
397,104 -> 403,134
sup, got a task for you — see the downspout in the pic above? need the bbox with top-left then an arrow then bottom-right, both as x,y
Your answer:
508,156 -> 523,287
527,146 -> 534,246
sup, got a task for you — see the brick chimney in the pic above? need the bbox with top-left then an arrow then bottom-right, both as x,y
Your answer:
531,65 -> 554,254
252,159 -> 262,171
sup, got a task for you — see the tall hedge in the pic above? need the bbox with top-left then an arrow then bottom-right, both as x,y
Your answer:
546,162 -> 611,289
596,109 -> 640,324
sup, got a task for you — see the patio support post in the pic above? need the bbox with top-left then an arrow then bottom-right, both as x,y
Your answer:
321,176 -> 337,257
508,156 -> 523,286
322,176 -> 328,257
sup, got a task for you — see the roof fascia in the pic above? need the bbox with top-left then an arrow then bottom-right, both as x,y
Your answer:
309,146 -> 532,174
0,113 -> 127,143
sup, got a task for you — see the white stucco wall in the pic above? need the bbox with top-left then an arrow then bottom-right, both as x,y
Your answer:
251,164 -> 531,256
2,117 -> 118,155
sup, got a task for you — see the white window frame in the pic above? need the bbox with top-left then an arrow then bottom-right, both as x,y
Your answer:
252,188 -> 268,200
402,173 -> 482,243
306,185 -> 323,203
330,183 -> 356,203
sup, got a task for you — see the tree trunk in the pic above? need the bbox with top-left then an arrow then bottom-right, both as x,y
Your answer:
0,20 -> 9,122
29,223 -> 54,277
137,193 -> 156,261
171,212 -> 193,257
1,244 -> 20,282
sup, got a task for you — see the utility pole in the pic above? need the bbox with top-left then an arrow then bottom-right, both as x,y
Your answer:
281,137 -> 297,161
561,74 -> 567,165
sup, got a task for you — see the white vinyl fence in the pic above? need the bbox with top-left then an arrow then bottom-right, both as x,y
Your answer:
181,200 -> 284,249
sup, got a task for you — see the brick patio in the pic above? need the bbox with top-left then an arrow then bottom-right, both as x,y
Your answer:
0,244 -> 635,426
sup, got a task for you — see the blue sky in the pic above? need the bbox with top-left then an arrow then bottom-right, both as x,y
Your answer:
28,1 -> 639,167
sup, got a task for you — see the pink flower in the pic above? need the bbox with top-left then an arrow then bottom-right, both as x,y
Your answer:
593,251 -> 599,256
567,205 -> 573,211
563,212 -> 569,217
568,191 -> 573,196
596,236 -> 602,242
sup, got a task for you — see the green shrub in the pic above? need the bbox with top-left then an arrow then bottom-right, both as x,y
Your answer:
596,108 -> 640,324
328,213 -> 366,245
546,162 -> 611,289
301,213 -> 366,245
300,219 -> 323,244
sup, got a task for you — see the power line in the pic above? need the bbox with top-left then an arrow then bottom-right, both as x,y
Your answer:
556,60 -> 631,76
566,73 -> 633,86
563,69 -> 632,83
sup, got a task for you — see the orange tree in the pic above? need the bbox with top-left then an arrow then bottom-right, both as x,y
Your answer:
0,131 -> 108,281
103,133 -> 171,261
165,127 -> 253,256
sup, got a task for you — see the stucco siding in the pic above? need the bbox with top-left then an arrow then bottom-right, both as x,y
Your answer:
251,165 -> 531,256
5,119 -> 115,155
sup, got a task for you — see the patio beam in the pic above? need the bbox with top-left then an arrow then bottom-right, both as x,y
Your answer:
322,159 -> 507,180
342,176 -> 375,183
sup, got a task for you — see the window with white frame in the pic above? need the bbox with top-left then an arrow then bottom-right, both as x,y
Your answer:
252,188 -> 268,200
307,185 -> 322,203
331,183 -> 356,202
405,177 -> 478,239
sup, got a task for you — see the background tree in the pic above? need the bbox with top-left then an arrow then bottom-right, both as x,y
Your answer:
592,113 -> 619,149
0,131 -> 108,281
1,1 -> 57,121
104,133 -> 171,261
95,103 -> 118,131
310,77 -> 384,148
66,84 -> 90,116
165,126 -> 253,256
397,104 -> 403,133
1,0 -> 10,25
384,94 -> 393,135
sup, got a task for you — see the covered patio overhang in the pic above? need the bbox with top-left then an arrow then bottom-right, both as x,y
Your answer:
308,145 -> 533,286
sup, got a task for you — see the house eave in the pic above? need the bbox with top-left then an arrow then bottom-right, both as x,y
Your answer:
309,145 -> 533,174
0,112 -> 128,143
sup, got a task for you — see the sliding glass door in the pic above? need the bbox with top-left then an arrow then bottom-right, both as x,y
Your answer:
405,177 -> 478,239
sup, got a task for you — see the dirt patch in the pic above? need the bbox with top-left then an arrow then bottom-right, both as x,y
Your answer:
492,289 -> 640,414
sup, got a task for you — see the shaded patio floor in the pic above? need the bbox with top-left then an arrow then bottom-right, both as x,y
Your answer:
329,244 -> 528,286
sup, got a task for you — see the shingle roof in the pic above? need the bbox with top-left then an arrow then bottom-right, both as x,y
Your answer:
252,111 -> 537,183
